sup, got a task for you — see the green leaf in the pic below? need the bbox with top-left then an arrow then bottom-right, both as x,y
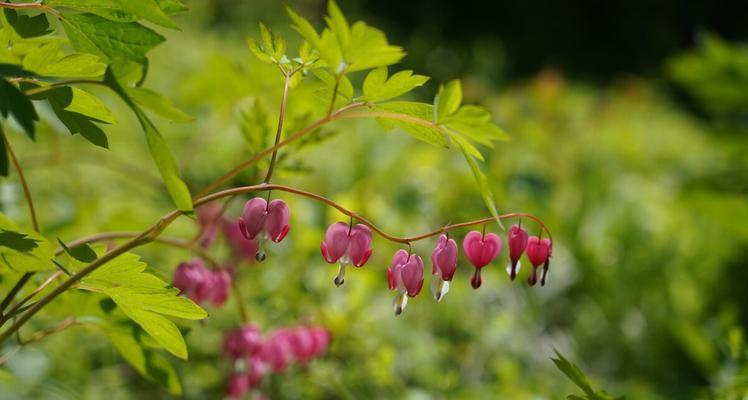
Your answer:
372,102 -> 446,147
104,321 -> 182,394
79,251 -> 207,359
104,68 -> 193,212
445,105 -> 509,146
326,0 -> 350,49
32,85 -> 113,148
125,87 -> 192,123
361,67 -> 429,103
343,21 -> 405,72
61,13 -> 165,65
0,212 -> 54,272
2,9 -> 52,38
0,78 -> 38,139
0,64 -> 36,78
248,22 -> 287,64
57,238 -> 97,263
23,42 -> 106,78
155,0 -> 188,15
435,79 -> 462,122
46,0 -> 179,29
551,349 -> 597,397
453,134 -> 504,230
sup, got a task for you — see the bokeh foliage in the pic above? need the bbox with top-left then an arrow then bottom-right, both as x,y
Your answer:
0,1 -> 747,399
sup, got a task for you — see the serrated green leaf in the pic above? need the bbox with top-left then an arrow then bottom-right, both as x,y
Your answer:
46,0 -> 178,29
552,349 -> 597,397
110,299 -> 188,359
2,9 -> 52,38
361,67 -> 429,103
445,105 -> 509,145
0,78 -> 38,139
104,68 -> 192,212
0,212 -> 54,272
344,22 -> 404,72
61,13 -> 165,64
453,135 -> 503,230
435,79 -> 462,122
104,321 -> 182,394
125,87 -> 192,123
372,102 -> 446,146
23,42 -> 106,78
326,0 -> 350,49
286,6 -> 322,52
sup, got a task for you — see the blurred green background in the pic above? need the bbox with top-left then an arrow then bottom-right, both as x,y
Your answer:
2,0 -> 748,399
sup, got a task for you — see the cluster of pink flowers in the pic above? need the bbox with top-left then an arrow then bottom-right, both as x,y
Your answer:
177,198 -> 553,317
172,259 -> 231,306
196,204 -> 260,263
223,324 -> 331,399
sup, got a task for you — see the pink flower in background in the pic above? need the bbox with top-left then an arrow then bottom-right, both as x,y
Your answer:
223,324 -> 262,360
225,374 -> 250,400
223,219 -> 259,263
196,203 -> 226,248
430,234 -> 458,301
259,329 -> 294,373
387,249 -> 424,315
506,224 -> 528,280
320,222 -> 373,287
172,259 -> 232,307
462,230 -> 502,289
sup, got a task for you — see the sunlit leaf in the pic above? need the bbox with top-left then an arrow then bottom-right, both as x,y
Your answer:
126,87 -> 193,123
23,42 -> 106,78
0,212 -> 54,272
435,79 -> 462,122
361,67 -> 429,103
452,134 -> 503,230
46,0 -> 179,29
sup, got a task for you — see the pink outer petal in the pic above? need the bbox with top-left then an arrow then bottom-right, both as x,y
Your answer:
387,266 -> 397,290
526,237 -> 551,267
387,249 -> 410,291
348,224 -> 373,267
210,270 -> 232,307
226,374 -> 250,399
508,224 -> 529,262
431,234 -> 458,281
265,199 -> 291,242
309,327 -> 331,356
401,254 -> 424,297
241,197 -> 268,240
322,222 -> 351,263
173,259 -> 207,293
462,231 -> 502,269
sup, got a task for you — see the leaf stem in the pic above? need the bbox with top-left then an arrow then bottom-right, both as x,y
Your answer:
1,126 -> 39,232
263,72 -> 292,184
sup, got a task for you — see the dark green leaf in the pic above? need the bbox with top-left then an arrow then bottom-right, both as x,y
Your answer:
0,133 -> 7,176
0,64 -> 36,78
551,349 -> 597,397
0,230 -> 39,252
104,68 -> 192,212
2,9 -> 52,38
57,238 -> 97,263
34,86 -> 112,148
61,13 -> 165,65
0,79 -> 38,139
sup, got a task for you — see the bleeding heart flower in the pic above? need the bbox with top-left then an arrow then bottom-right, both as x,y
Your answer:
387,249 -> 424,315
308,327 -> 331,357
223,324 -> 262,360
259,329 -> 294,373
173,259 -> 209,297
462,230 -> 502,289
238,197 -> 291,261
431,234 -> 458,302
526,236 -> 552,286
506,224 -> 528,280
320,222 -> 373,287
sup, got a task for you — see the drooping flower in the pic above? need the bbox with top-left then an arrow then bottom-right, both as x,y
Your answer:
223,324 -> 262,360
526,236 -> 552,286
308,326 -> 331,357
462,230 -> 502,289
506,224 -> 528,280
238,197 -> 291,261
430,234 -> 458,301
387,249 -> 424,315
173,259 -> 209,299
320,222 -> 373,287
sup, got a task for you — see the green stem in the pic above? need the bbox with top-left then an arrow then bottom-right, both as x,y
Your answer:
263,72 -> 292,184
